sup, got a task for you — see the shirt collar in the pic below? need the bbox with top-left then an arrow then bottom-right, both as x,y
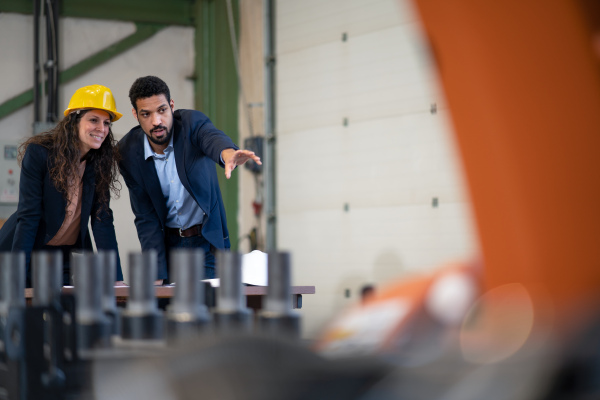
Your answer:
143,132 -> 174,160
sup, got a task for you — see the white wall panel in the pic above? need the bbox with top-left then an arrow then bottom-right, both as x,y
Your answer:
277,0 -> 418,54
278,24 -> 437,135
0,14 -> 34,102
61,18 -> 136,69
278,111 -> 466,212
0,106 -> 35,142
276,0 -> 477,338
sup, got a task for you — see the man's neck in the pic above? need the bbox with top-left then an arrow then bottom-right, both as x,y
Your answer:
150,140 -> 168,155
147,127 -> 173,154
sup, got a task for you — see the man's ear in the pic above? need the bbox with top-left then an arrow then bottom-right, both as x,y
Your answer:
131,107 -> 137,120
170,98 -> 175,112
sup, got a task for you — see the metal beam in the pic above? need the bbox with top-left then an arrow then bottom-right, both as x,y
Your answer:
0,0 -> 31,15
0,90 -> 35,122
194,0 -> 240,251
0,0 -> 193,25
0,22 -> 166,121
264,0 -> 277,251
194,0 -> 216,117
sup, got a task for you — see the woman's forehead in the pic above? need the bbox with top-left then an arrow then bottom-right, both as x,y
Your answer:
85,109 -> 111,119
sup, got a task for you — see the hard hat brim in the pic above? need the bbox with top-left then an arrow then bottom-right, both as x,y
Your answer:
63,107 -> 123,122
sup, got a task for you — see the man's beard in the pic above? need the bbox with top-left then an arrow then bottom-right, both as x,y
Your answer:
147,125 -> 173,146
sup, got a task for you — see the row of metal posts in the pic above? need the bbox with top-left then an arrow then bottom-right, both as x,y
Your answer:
0,249 -> 299,399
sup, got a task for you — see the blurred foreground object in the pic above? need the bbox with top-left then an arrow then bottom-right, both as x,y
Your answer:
413,0 -> 600,314
315,0 -> 600,398
0,250 -> 315,399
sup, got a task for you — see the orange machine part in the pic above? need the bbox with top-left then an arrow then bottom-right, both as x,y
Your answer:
412,0 -> 600,309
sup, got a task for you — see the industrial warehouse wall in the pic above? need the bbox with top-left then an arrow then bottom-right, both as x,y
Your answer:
237,0 -> 267,253
274,0 -> 478,338
0,13 -> 195,279
1,2 -> 478,341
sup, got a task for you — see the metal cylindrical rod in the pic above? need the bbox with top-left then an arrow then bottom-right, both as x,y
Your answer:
72,252 -> 105,325
167,249 -> 211,340
44,0 -> 59,122
264,252 -> 292,314
258,251 -> 300,338
127,251 -> 157,315
121,251 -> 163,340
99,250 -> 117,314
264,0 -> 277,251
170,249 -> 204,315
216,251 -> 244,312
73,252 -> 112,350
32,251 -> 62,306
214,251 -> 252,334
0,252 -> 25,316
33,0 -> 40,122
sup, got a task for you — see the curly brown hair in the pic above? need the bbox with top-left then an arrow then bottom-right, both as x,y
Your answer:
18,110 -> 120,214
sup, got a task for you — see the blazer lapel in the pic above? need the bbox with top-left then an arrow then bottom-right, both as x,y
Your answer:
172,116 -> 212,215
80,162 -> 95,238
173,118 -> 192,192
137,133 -> 168,225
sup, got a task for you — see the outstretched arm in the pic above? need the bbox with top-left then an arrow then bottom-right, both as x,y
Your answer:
221,148 -> 262,179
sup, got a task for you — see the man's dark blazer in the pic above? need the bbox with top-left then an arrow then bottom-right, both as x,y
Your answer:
0,143 -> 123,280
117,109 -> 238,280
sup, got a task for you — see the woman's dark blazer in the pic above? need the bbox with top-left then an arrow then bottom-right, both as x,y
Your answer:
0,143 -> 123,280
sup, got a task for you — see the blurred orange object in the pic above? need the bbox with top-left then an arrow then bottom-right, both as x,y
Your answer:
411,0 -> 600,321
315,262 -> 479,356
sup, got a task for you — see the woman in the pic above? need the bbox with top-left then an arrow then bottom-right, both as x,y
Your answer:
0,84 -> 125,286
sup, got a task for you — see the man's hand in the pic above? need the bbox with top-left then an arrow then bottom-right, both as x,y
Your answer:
154,279 -> 164,286
222,148 -> 262,179
115,280 -> 128,286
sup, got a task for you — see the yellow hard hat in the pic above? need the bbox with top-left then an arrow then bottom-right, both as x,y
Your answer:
63,84 -> 123,121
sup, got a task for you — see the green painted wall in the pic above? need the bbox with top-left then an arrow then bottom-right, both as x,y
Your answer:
0,0 -> 193,25
194,0 -> 241,251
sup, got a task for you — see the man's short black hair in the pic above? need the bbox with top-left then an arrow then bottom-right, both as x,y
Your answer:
129,76 -> 171,110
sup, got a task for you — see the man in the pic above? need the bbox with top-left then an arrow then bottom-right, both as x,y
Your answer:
118,76 -> 260,284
